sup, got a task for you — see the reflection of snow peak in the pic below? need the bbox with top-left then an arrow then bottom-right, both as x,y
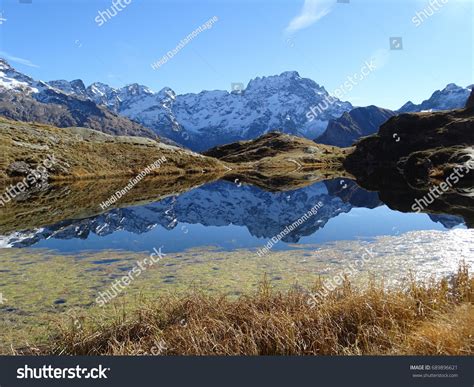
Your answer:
1,181 -> 358,247
0,179 -> 465,249
256,201 -> 324,257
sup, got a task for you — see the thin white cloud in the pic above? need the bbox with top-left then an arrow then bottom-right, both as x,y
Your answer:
285,0 -> 335,34
370,48 -> 390,70
0,51 -> 39,68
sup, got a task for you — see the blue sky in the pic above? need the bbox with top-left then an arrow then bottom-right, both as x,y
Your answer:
0,0 -> 472,109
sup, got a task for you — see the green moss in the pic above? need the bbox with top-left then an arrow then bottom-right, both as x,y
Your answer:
1,229 -> 473,353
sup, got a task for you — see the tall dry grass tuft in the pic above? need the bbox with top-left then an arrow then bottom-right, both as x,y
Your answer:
33,262 -> 473,356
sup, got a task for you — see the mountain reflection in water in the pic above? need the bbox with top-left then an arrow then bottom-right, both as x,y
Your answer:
0,178 -> 466,252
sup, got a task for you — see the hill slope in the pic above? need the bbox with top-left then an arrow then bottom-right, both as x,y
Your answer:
315,106 -> 394,147
0,117 -> 225,181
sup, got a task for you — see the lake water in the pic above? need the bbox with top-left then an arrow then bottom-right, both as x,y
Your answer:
0,179 -> 467,252
0,177 -> 473,349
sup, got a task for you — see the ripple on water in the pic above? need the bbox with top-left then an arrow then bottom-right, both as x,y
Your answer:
0,228 -> 472,348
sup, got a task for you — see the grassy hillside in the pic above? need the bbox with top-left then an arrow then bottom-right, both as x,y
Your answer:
0,117 -> 226,181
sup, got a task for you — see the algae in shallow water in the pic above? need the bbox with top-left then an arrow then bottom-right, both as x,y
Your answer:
0,229 -> 473,352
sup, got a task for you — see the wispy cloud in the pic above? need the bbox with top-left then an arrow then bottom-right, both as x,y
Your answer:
0,51 -> 39,68
370,48 -> 390,70
285,0 -> 335,34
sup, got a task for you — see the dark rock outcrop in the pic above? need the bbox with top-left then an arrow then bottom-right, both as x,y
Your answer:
315,106 -> 394,147
466,89 -> 474,109
344,107 -> 474,226
345,109 -> 474,172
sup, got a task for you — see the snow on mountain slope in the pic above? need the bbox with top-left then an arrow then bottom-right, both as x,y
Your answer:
50,71 -> 353,151
0,59 -> 48,94
48,79 -> 89,99
0,59 -> 156,138
3,57 -> 470,151
0,180 -> 361,247
399,83 -> 472,113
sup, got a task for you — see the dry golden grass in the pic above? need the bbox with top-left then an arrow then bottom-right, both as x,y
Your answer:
28,263 -> 473,356
0,117 -> 226,181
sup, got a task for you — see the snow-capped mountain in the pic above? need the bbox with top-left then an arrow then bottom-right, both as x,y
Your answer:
316,83 -> 472,147
49,71 -> 353,151
48,79 -> 89,99
0,59 -> 156,138
399,83 -> 472,113
0,58 -> 50,94
4,57 -> 470,151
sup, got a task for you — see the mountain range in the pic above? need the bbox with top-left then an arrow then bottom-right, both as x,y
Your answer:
399,83 -> 473,113
0,58 -> 471,150
315,106 -> 395,147
48,71 -> 353,151
0,180 -> 379,248
316,84 -> 472,147
0,59 -> 156,139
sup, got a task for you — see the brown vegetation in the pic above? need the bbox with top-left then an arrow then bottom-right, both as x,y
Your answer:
0,117 -> 226,181
25,263 -> 473,356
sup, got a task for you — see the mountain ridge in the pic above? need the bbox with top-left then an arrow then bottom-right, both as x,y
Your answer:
2,58 -> 471,151
399,83 -> 472,113
315,105 -> 395,147
49,70 -> 353,151
0,59 -> 157,139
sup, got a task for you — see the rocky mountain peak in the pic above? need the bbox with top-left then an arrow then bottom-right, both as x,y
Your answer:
62,71 -> 353,150
121,83 -> 153,96
0,58 -> 13,71
399,83 -> 471,112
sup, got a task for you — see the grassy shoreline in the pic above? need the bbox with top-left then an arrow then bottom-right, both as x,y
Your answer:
15,263 -> 473,356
